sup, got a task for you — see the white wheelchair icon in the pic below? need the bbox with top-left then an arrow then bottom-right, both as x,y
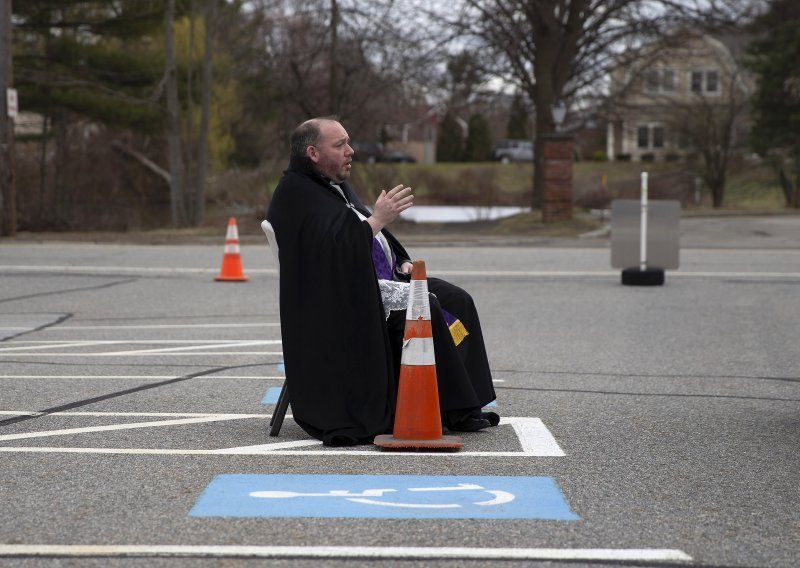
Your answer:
249,483 -> 515,509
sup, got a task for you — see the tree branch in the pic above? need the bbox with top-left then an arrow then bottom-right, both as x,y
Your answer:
111,142 -> 170,184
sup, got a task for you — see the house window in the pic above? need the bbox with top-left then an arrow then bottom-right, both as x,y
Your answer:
637,126 -> 650,149
662,70 -> 675,92
645,70 -> 660,93
644,68 -> 676,94
690,70 -> 720,95
691,71 -> 703,93
677,130 -> 690,149
652,126 -> 665,148
637,124 -> 666,150
706,71 -> 719,93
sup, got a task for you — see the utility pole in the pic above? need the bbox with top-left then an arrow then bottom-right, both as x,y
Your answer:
0,0 -> 16,236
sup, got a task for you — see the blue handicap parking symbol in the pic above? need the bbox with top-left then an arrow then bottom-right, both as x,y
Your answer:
261,387 -> 282,405
189,474 -> 579,520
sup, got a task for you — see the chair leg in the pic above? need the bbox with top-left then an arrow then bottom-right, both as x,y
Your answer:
269,380 -> 286,426
269,381 -> 289,437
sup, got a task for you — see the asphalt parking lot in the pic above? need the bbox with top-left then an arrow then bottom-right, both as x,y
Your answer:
1,215 -> 799,567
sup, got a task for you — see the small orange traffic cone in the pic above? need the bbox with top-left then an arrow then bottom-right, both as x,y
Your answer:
214,217 -> 248,282
374,260 -> 463,451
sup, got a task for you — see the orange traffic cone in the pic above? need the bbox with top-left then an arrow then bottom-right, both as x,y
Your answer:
374,260 -> 463,451
214,217 -> 249,282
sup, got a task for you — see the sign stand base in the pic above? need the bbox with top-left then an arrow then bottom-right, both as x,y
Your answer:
621,266 -> 665,286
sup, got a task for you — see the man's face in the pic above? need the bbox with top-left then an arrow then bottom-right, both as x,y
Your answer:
307,121 -> 354,183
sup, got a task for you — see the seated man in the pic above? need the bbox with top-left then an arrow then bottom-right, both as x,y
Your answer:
266,117 -> 497,446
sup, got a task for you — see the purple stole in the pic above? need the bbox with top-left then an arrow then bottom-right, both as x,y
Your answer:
372,238 -> 468,346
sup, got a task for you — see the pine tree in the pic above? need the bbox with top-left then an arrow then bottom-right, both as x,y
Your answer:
464,113 -> 493,162
436,112 -> 465,162
747,0 -> 800,207
506,92 -> 529,140
14,1 -> 165,131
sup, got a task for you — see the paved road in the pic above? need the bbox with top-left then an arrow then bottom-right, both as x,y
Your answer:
0,220 -> 798,567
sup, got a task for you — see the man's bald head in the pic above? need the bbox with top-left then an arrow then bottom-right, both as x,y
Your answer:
291,117 -> 353,182
290,117 -> 339,159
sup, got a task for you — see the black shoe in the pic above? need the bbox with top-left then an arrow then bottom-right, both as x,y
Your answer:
481,411 -> 500,426
448,416 -> 491,432
324,434 -> 358,447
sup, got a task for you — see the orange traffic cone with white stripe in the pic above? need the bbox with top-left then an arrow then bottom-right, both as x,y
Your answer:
374,260 -> 463,450
214,217 -> 248,282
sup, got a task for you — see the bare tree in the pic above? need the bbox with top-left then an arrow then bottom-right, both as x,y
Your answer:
259,0 -> 445,140
608,27 -> 755,208
194,0 -> 216,225
0,0 -> 15,236
670,69 -> 751,208
164,0 -> 187,227
444,0 -> 759,208
163,0 -> 216,227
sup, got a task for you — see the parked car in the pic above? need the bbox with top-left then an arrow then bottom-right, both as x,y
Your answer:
493,139 -> 534,163
384,150 -> 417,163
352,142 -> 384,163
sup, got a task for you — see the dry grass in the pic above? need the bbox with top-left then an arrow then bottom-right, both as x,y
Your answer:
203,159 -> 789,237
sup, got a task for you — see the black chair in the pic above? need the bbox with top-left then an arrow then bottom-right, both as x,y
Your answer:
261,220 -> 290,436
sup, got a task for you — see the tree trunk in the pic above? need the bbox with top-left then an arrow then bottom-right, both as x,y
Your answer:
185,0 -> 196,223
195,0 -> 216,226
53,117 -> 67,227
0,0 -> 16,236
165,0 -> 186,228
38,114 -> 49,228
531,42 -> 557,212
329,0 -> 339,115
794,153 -> 800,208
528,0 -> 586,212
711,175 -> 725,208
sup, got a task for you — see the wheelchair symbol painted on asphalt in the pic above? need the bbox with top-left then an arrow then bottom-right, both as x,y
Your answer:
190,474 -> 578,520
249,483 -> 516,508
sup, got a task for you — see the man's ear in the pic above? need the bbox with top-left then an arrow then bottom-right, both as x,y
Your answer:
306,146 -> 319,163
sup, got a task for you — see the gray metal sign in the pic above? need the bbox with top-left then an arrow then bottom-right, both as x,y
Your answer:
611,199 -> 680,269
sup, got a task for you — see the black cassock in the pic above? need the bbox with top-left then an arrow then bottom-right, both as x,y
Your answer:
267,156 -> 495,446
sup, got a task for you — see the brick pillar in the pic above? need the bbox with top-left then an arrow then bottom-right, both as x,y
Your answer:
541,135 -> 574,223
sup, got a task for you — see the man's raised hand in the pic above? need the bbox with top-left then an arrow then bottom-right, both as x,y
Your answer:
367,184 -> 413,235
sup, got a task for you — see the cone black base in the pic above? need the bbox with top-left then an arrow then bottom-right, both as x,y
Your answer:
373,434 -> 463,450
621,266 -> 664,286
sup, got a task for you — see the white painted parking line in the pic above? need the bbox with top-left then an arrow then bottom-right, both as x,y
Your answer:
102,341 -> 277,355
504,417 -> 566,456
0,414 -> 257,442
43,323 -> 281,330
0,447 -> 227,456
0,340 -> 280,353
216,440 -> 323,453
0,352 -> 283,357
0,339 -> 281,357
0,411 -> 267,418
4,263 -> 800,279
6,340 -> 282,344
0,544 -> 693,562
438,270 -> 800,279
0,415 -> 563,457
0,341 -> 119,352
0,447 -> 556,457
0,375 -> 497,382
0,376 -> 285,381
0,265 -> 242,275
